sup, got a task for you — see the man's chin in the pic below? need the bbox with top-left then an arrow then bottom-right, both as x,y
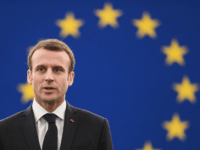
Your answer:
42,99 -> 57,104
41,96 -> 57,104
41,96 -> 63,104
36,94 -> 64,105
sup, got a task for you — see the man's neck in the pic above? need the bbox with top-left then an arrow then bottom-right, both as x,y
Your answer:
35,99 -> 65,113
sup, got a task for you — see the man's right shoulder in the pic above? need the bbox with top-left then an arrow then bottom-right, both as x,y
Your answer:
0,110 -> 25,129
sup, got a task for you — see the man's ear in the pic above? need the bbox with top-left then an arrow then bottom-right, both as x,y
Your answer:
27,70 -> 32,84
68,71 -> 75,86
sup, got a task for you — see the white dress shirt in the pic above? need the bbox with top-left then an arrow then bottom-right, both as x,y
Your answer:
32,99 -> 66,150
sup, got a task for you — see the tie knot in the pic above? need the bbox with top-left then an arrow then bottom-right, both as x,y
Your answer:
43,114 -> 56,124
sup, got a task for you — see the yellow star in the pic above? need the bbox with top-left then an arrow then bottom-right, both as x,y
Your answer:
137,141 -> 160,150
94,2 -> 122,28
173,76 -> 198,103
18,83 -> 34,103
162,113 -> 189,141
132,12 -> 160,38
162,39 -> 188,66
56,13 -> 84,38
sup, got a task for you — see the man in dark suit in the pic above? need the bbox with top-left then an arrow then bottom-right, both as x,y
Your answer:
0,39 -> 113,150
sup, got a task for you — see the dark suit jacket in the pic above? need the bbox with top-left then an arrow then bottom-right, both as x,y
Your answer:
0,102 -> 113,150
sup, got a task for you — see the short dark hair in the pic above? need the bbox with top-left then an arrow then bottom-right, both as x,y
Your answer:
28,39 -> 75,73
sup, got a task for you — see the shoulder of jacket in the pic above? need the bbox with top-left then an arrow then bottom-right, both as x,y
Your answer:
0,110 -> 24,127
72,106 -> 106,123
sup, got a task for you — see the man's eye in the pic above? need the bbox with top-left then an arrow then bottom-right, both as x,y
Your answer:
38,68 -> 44,71
55,68 -> 60,72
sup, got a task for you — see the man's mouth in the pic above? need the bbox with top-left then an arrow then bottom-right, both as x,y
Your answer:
43,87 -> 56,92
44,87 -> 54,90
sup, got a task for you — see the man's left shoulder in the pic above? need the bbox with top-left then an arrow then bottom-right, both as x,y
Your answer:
70,104 -> 107,125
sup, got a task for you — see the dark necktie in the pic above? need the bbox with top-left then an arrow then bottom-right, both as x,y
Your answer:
42,114 -> 58,150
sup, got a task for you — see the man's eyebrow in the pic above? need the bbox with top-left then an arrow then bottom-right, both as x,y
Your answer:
35,65 -> 65,69
53,65 -> 65,69
35,65 -> 46,69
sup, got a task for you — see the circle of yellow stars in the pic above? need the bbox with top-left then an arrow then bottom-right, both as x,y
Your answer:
16,2 -> 199,150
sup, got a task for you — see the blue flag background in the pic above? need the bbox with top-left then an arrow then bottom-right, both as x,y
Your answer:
0,0 -> 200,150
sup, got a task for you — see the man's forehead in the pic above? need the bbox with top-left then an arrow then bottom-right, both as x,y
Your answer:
31,48 -> 70,68
33,61 -> 68,68
32,48 -> 69,58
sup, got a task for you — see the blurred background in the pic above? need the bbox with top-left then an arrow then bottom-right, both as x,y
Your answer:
0,0 -> 200,149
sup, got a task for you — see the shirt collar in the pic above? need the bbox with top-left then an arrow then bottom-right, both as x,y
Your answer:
32,99 -> 66,123
52,100 -> 66,120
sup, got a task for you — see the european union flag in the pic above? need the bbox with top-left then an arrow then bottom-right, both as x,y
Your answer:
0,0 -> 200,149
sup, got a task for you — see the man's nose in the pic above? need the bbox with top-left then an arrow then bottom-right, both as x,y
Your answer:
45,69 -> 54,82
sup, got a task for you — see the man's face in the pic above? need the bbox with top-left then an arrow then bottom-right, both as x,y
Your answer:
27,48 -> 74,105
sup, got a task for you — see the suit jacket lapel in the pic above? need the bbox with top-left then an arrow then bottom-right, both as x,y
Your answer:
20,105 -> 41,150
60,102 -> 79,150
